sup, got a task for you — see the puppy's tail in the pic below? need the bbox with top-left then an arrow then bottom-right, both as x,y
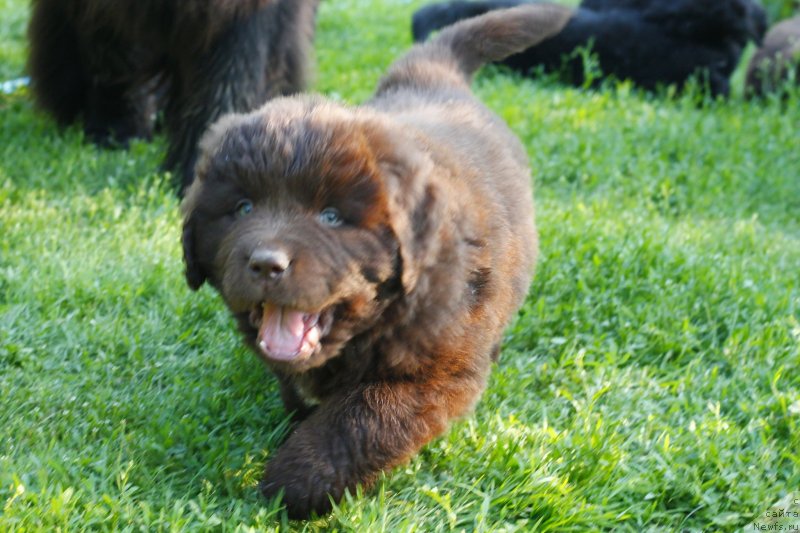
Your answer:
411,0 -> 531,43
377,2 -> 572,95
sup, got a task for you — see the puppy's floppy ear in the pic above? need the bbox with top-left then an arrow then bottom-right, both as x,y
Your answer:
182,217 -> 207,290
180,184 -> 207,291
377,138 -> 441,295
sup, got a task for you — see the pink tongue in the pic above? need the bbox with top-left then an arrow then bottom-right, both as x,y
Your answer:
258,304 -> 307,361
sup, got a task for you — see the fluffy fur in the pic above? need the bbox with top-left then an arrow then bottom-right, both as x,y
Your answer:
181,3 -> 572,518
412,0 -> 767,96
27,0 -> 319,192
745,16 -> 800,96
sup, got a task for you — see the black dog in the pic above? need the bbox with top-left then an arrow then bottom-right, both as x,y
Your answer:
27,0 -> 319,192
412,0 -> 767,96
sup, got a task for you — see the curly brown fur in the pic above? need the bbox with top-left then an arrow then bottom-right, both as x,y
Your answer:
27,0 -> 319,192
181,4 -> 571,518
745,16 -> 800,97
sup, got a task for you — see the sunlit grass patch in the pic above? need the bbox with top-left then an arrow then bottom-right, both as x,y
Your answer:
1,0 -> 798,530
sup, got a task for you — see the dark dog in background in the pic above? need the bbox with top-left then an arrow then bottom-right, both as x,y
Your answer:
27,0 -> 319,191
413,0 -> 767,96
182,3 -> 572,517
745,16 -> 800,96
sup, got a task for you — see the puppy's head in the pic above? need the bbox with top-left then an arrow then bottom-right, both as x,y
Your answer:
181,97 -> 435,372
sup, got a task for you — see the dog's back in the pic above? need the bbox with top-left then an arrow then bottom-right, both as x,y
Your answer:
372,2 -> 572,201
371,4 -> 571,326
372,2 -> 571,210
582,0 -> 767,47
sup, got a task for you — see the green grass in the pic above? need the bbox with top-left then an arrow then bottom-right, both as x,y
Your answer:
2,0 -> 799,530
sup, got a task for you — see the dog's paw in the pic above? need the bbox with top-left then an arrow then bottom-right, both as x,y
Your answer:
259,454 -> 339,519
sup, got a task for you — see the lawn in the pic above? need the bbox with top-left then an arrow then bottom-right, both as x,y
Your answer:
1,0 -> 799,531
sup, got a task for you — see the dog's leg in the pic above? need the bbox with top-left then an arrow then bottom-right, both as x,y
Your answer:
163,10 -> 271,192
27,0 -> 88,126
82,73 -> 156,147
260,379 -> 475,518
707,69 -> 731,98
28,1 -> 153,146
164,0 -> 319,193
277,377 -> 316,422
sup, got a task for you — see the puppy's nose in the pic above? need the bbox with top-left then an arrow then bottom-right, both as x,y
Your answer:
248,248 -> 291,280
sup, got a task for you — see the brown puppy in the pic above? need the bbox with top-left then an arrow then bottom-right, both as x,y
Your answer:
745,16 -> 800,97
181,3 -> 571,518
27,0 -> 319,192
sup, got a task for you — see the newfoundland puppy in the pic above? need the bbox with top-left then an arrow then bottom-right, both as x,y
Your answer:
181,3 -> 572,518
27,0 -> 319,191
412,0 -> 767,96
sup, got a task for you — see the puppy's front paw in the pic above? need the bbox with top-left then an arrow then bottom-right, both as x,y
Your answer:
259,453 -> 339,519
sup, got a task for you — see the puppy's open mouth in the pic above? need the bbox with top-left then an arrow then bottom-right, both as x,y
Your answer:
248,303 -> 332,362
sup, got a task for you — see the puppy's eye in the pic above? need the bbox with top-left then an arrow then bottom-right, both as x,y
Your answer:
318,207 -> 343,227
235,199 -> 253,218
